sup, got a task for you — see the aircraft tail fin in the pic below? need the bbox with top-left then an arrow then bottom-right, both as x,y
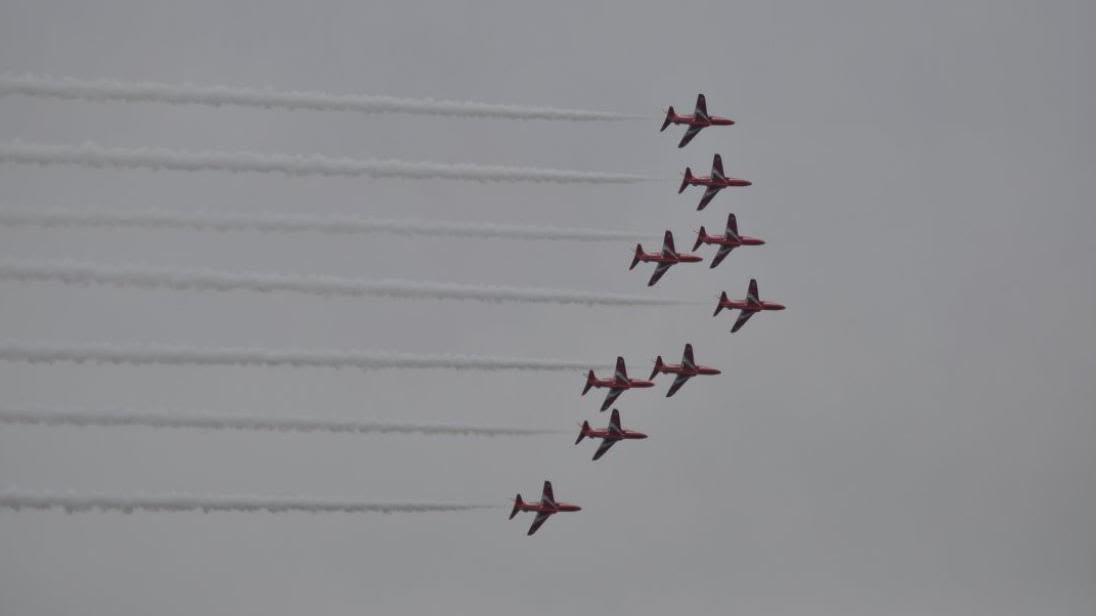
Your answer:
629,244 -> 643,270
509,495 -> 523,520
575,421 -> 590,445
678,168 -> 693,194
692,227 -> 707,251
661,107 -> 675,132
649,356 -> 664,380
582,370 -> 596,395
714,291 -> 729,316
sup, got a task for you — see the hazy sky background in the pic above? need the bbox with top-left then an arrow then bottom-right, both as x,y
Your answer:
0,1 -> 1093,614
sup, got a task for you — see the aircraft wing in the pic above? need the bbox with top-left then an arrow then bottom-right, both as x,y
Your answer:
601,387 -> 624,411
678,125 -> 703,148
747,279 -> 760,305
682,344 -> 696,369
614,357 -> 628,381
709,244 -> 735,269
694,93 -> 709,121
666,373 -> 692,397
725,212 -> 740,239
527,511 -> 552,535
661,230 -> 676,255
731,309 -> 756,333
541,480 -> 555,505
647,262 -> 674,286
592,438 -> 618,461
711,154 -> 725,179
697,185 -> 722,211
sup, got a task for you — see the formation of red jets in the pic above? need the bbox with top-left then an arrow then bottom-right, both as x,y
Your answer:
511,94 -> 786,535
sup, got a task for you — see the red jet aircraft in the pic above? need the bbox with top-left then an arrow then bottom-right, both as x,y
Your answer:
693,212 -> 765,269
679,154 -> 752,211
582,356 -> 655,411
660,93 -> 735,148
576,409 -> 648,461
650,343 -> 722,397
630,230 -> 703,286
714,278 -> 786,333
509,480 -> 581,536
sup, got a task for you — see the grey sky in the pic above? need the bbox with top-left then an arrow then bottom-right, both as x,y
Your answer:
0,1 -> 1093,614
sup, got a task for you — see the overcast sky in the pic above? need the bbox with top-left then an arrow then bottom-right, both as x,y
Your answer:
0,1 -> 1093,614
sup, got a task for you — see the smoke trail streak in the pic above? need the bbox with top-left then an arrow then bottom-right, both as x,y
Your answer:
0,205 -> 649,243
0,141 -> 652,184
0,342 -> 600,372
0,490 -> 496,514
0,73 -> 641,121
0,260 -> 692,307
0,408 -> 563,437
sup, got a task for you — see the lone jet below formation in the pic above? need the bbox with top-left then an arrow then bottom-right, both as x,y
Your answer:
693,213 -> 765,269
660,93 -> 735,148
510,480 -> 581,536
679,154 -> 752,211
576,409 -> 648,461
582,357 -> 655,411
630,230 -> 703,286
650,343 -> 722,397
714,278 -> 786,333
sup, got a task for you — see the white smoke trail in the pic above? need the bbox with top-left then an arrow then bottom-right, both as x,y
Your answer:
0,408 -> 563,437
0,342 -> 600,372
0,205 -> 649,243
0,260 -> 691,307
0,490 -> 496,514
0,141 -> 652,184
0,73 -> 640,122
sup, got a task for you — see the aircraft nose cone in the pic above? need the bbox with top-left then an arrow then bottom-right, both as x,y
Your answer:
743,180 -> 753,186
637,433 -> 649,440
573,505 -> 583,512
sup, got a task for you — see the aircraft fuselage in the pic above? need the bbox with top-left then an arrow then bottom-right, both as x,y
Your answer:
720,300 -> 786,312
668,114 -> 735,128
635,251 -> 703,264
585,428 -> 648,442
699,234 -> 765,248
657,364 -> 722,377
515,501 -> 582,514
686,175 -> 752,188
588,377 -> 655,391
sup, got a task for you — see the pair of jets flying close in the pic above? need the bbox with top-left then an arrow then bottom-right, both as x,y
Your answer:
511,95 -> 784,535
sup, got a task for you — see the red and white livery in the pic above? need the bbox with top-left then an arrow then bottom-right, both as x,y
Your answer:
582,356 -> 655,411
509,480 -> 581,536
714,278 -> 786,333
679,154 -> 752,211
660,93 -> 735,148
575,409 -> 648,461
692,213 -> 766,269
630,230 -> 703,286
649,343 -> 722,397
